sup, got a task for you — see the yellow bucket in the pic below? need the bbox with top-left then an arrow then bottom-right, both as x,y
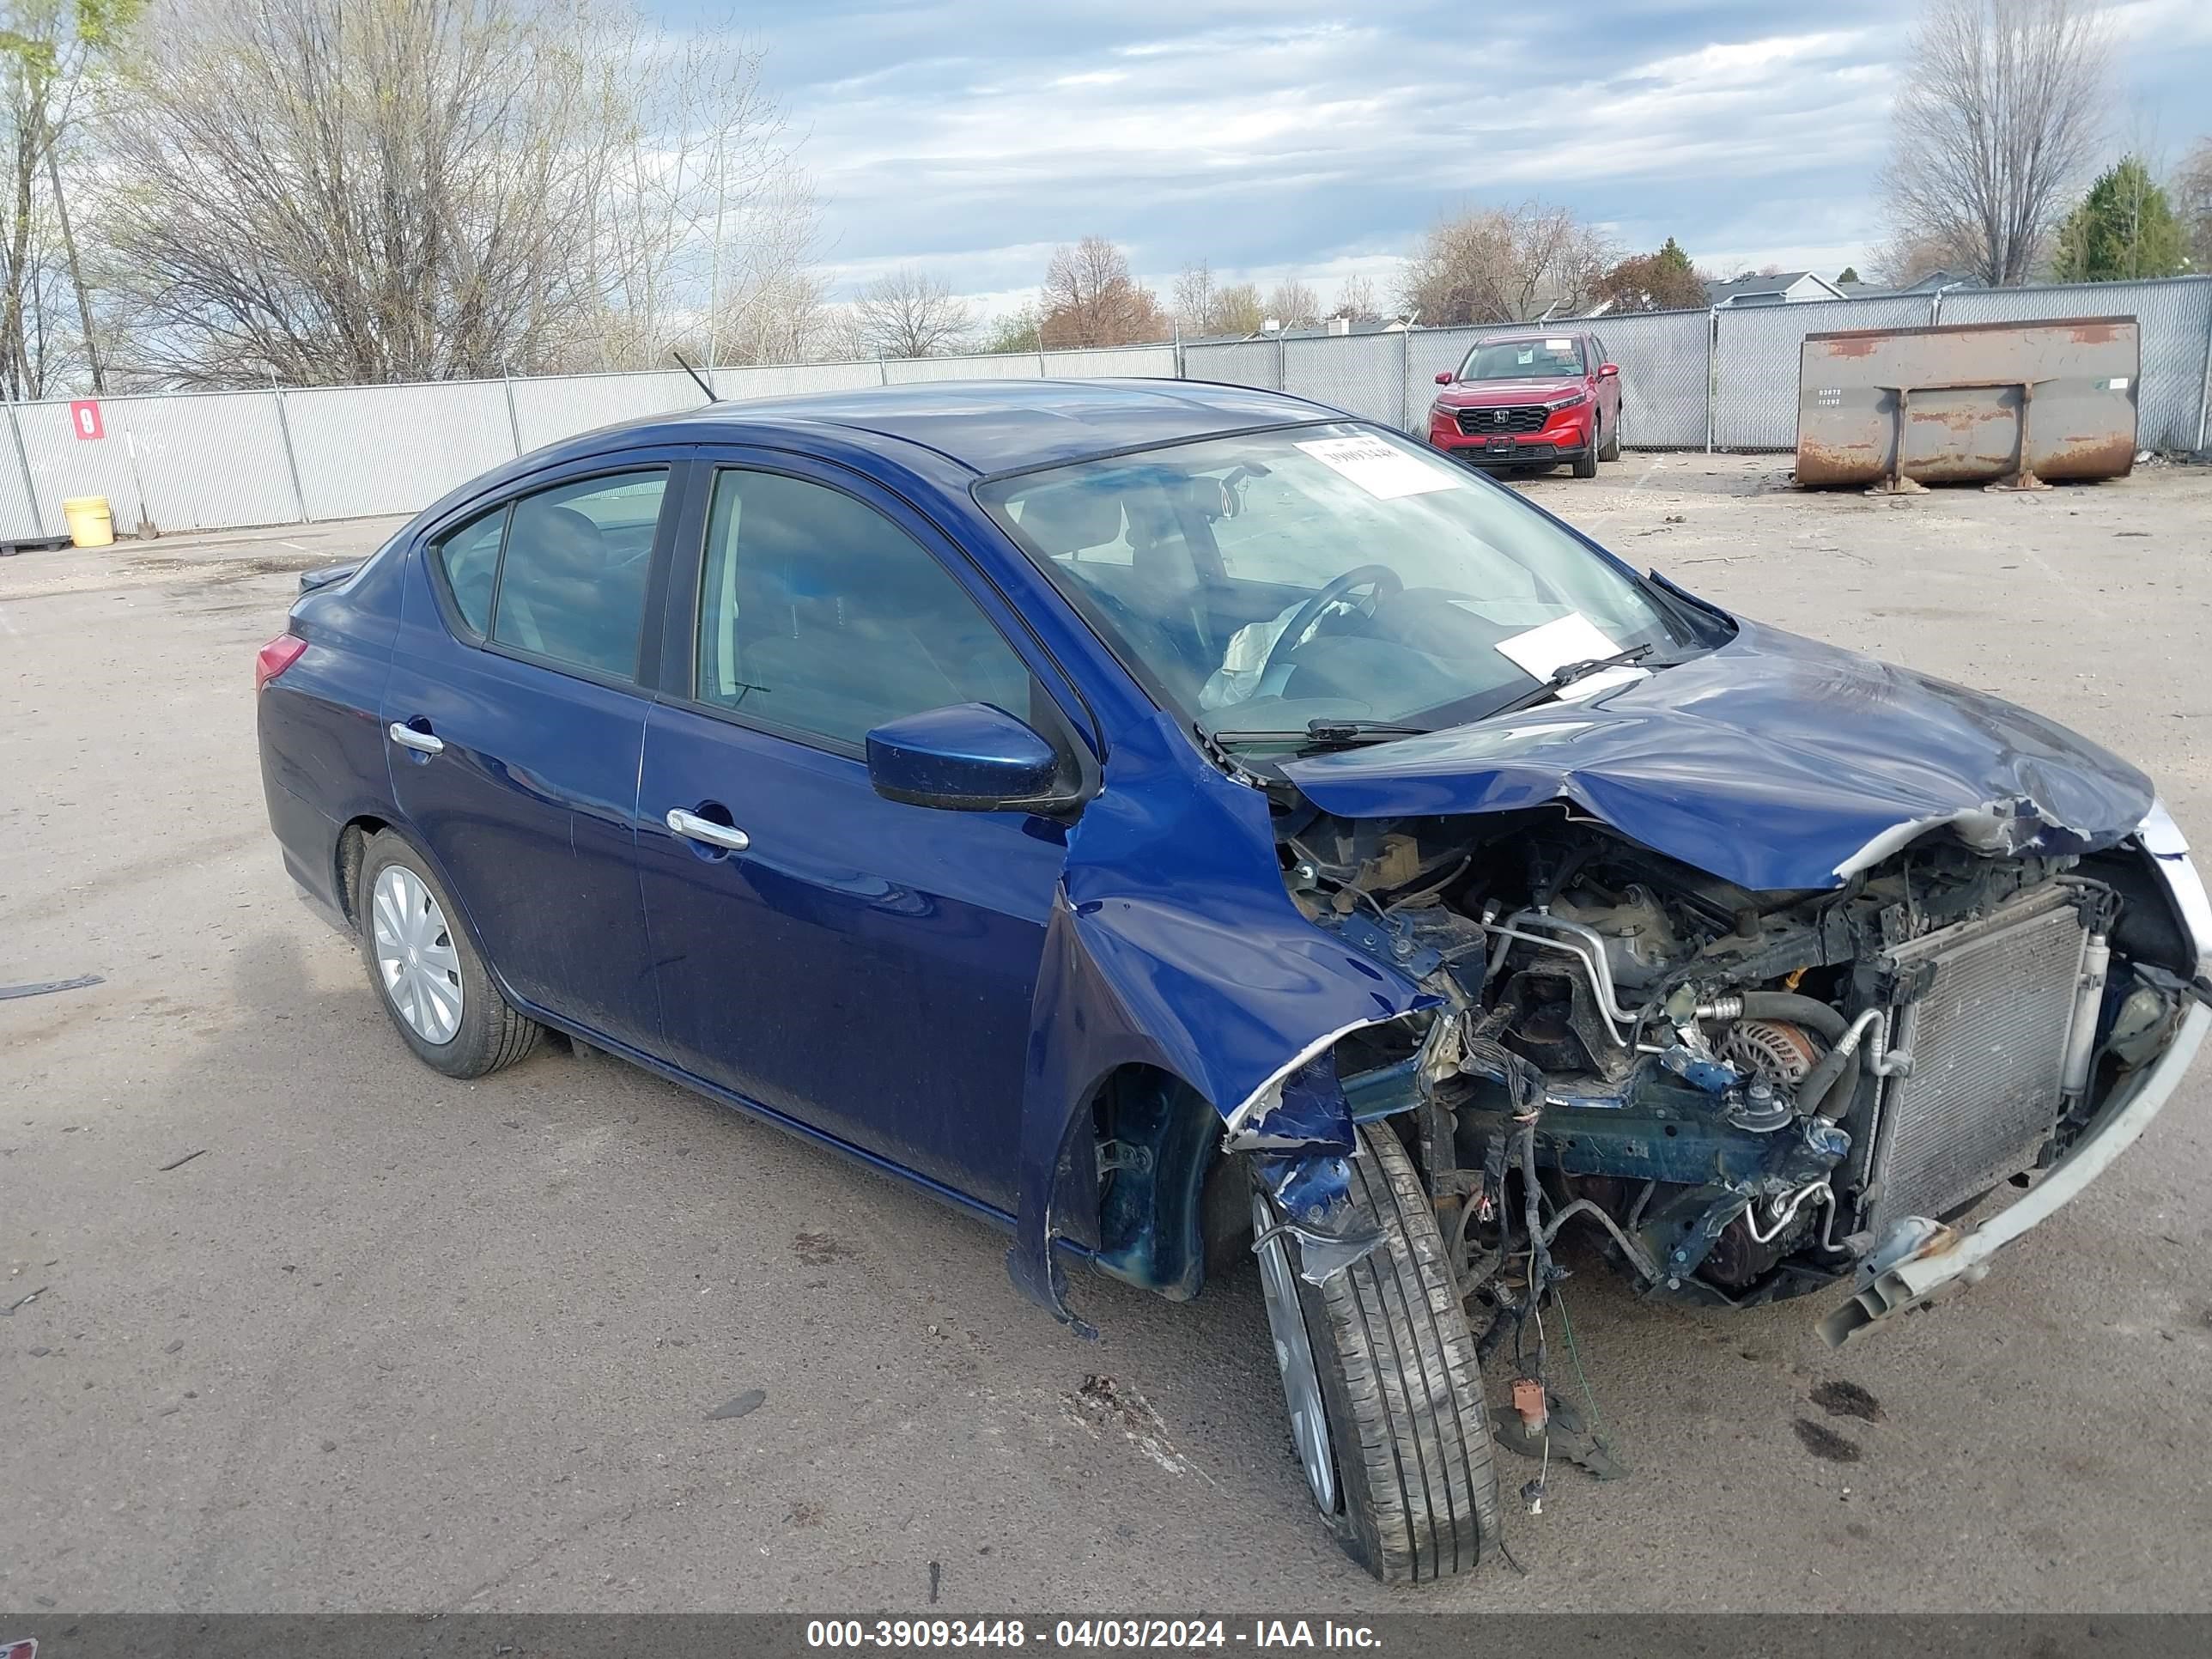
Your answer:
63,495 -> 114,548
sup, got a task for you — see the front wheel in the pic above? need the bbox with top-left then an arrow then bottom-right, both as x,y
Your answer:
1600,405 -> 1622,461
1250,1124 -> 1501,1583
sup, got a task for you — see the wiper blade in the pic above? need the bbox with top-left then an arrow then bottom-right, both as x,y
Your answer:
1305,718 -> 1431,742
1210,718 -> 1431,750
1492,643 -> 1656,715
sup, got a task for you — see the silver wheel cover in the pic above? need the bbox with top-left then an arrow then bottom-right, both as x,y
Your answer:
1253,1190 -> 1338,1512
371,866 -> 465,1045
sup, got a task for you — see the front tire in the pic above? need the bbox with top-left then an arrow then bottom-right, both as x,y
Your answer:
1571,435 -> 1600,478
1251,1124 -> 1501,1583
1600,405 -> 1622,460
357,831 -> 541,1079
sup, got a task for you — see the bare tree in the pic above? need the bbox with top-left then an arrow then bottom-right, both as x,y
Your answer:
1330,273 -> 1382,322
101,0 -> 818,386
1037,236 -> 1167,349
1263,277 -> 1320,328
1882,0 -> 2113,287
848,265 -> 974,359
1171,260 -> 1215,335
1868,225 -> 1980,286
1398,204 -> 1613,325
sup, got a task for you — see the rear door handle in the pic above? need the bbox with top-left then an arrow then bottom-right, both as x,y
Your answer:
388,722 -> 444,756
665,808 -> 750,853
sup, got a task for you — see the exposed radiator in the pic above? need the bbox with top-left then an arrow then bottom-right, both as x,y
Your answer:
1865,884 -> 2092,1228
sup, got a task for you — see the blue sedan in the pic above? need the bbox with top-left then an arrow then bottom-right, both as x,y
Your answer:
258,380 -> 2210,1582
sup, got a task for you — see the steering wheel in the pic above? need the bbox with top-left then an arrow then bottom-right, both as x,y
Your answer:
1258,563 -> 1405,687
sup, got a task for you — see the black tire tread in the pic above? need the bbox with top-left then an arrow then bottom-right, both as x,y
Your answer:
1298,1124 -> 1500,1583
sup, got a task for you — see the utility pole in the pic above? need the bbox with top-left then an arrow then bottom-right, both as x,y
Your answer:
46,143 -> 101,393
704,125 -> 729,374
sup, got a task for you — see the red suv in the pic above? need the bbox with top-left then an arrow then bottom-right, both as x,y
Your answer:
1425,329 -> 1621,477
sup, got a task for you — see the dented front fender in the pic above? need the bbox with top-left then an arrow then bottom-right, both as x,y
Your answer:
1008,713 -> 1430,1329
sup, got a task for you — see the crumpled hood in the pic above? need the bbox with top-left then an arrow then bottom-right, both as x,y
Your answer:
1435,378 -> 1583,407
1282,618 -> 2154,892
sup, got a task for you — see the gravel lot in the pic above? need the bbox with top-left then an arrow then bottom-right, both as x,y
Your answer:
4,453 -> 2210,1614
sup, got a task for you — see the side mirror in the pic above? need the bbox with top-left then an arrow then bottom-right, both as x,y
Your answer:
1433,371 -> 1454,385
866,702 -> 1070,813
1598,362 -> 1620,379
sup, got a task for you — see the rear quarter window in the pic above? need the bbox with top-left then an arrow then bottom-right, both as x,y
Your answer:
430,508 -> 506,636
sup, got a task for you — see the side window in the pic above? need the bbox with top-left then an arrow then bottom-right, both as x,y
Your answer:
430,507 -> 506,636
695,470 -> 1031,747
489,471 -> 666,680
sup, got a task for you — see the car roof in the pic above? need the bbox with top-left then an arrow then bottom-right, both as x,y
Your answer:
540,377 -> 1348,478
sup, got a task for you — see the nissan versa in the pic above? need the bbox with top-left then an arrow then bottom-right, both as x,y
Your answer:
257,380 -> 2211,1583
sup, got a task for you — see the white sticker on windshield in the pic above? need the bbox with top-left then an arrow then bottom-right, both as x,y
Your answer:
1545,337 -> 1572,349
1494,613 -> 1622,680
1295,434 -> 1462,500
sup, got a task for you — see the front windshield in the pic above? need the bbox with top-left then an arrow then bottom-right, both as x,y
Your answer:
1457,337 -> 1583,380
978,423 -> 1711,747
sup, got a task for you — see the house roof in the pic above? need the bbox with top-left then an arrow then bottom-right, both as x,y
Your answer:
1704,270 -> 1845,304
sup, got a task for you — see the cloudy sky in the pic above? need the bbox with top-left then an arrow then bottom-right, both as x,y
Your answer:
682,0 -> 2212,314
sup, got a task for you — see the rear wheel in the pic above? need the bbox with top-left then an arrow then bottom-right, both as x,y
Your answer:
358,832 -> 541,1079
1250,1124 -> 1501,1583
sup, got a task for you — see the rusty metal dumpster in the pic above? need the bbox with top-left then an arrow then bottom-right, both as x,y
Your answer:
1796,317 -> 2138,489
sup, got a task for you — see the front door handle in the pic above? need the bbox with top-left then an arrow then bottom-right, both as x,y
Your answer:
665,807 -> 750,853
388,722 -> 444,756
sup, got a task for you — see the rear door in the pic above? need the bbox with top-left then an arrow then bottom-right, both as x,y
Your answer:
381,453 -> 687,1050
633,452 -> 1084,1211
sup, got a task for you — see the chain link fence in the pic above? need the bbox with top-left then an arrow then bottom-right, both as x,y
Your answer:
1931,279 -> 2211,452
1206,276 -> 2211,456
1,278 -> 2204,544
1711,294 -> 1935,449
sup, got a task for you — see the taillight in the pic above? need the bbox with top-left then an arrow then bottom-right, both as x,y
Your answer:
256,632 -> 308,691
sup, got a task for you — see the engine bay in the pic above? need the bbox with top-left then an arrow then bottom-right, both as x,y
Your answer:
1279,803 -> 2196,1310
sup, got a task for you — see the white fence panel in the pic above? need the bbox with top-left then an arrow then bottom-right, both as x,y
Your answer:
286,380 -> 517,521
510,369 -> 703,453
0,411 -> 42,539
1042,345 -> 1177,378
15,402 -> 144,533
120,392 -> 298,530
714,361 -> 884,400
15,392 -> 295,536
1936,276 -> 2212,451
885,353 -> 1042,383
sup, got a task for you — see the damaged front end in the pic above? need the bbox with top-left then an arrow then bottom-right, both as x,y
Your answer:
1010,621 -> 2206,1368
1275,805 -> 2207,1334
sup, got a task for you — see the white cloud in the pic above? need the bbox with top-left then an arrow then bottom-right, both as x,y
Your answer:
757,0 -> 2209,307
